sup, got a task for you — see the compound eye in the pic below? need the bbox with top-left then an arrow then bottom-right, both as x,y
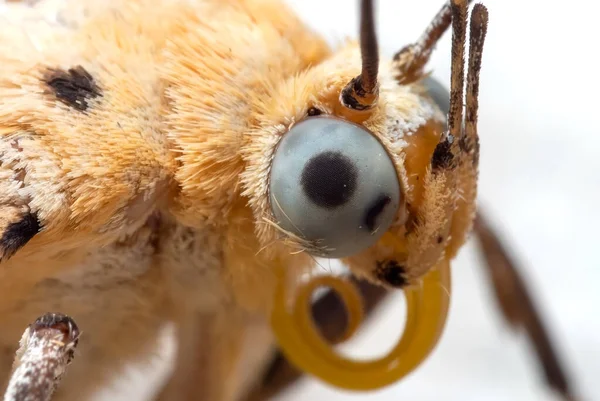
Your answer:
269,117 -> 401,258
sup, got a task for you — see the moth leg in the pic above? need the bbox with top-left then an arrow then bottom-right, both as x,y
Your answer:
242,277 -> 390,401
473,211 -> 579,401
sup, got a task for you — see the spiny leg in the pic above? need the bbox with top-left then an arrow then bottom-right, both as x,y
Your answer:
473,211 -> 579,401
242,278 -> 390,401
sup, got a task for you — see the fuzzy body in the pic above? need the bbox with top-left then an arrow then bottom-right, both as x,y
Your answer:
0,0 -> 477,400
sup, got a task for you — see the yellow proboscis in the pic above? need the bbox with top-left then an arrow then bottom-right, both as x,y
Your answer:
270,258 -> 451,391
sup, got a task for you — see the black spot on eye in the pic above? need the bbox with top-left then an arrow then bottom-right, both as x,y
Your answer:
0,212 -> 41,261
44,66 -> 101,112
301,151 -> 358,208
376,260 -> 407,287
431,134 -> 456,171
364,194 -> 392,232
307,107 -> 322,116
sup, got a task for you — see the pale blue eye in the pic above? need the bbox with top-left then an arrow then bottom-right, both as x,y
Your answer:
269,117 -> 401,258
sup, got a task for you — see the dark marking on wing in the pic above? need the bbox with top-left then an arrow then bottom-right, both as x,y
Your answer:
43,66 -> 101,112
0,212 -> 40,261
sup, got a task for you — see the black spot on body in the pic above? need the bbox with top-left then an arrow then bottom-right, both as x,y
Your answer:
0,212 -> 40,261
301,151 -> 358,208
44,66 -> 101,112
364,194 -> 392,232
376,260 -> 407,287
437,235 -> 444,244
431,134 -> 456,170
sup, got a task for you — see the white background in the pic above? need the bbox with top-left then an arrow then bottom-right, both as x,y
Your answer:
3,0 -> 599,400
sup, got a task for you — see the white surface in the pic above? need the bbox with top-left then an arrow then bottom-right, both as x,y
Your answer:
5,0 -> 598,400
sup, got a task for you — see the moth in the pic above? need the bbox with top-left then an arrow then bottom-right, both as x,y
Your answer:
0,0 -> 576,400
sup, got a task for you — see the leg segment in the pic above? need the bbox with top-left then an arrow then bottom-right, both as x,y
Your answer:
473,211 -> 579,401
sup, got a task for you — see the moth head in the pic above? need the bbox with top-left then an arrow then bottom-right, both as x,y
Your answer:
244,0 -> 484,289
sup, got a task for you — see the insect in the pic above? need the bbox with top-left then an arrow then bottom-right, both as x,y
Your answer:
0,0 -> 577,400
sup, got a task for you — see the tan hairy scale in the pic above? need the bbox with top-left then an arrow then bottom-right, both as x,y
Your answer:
0,0 -> 478,400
